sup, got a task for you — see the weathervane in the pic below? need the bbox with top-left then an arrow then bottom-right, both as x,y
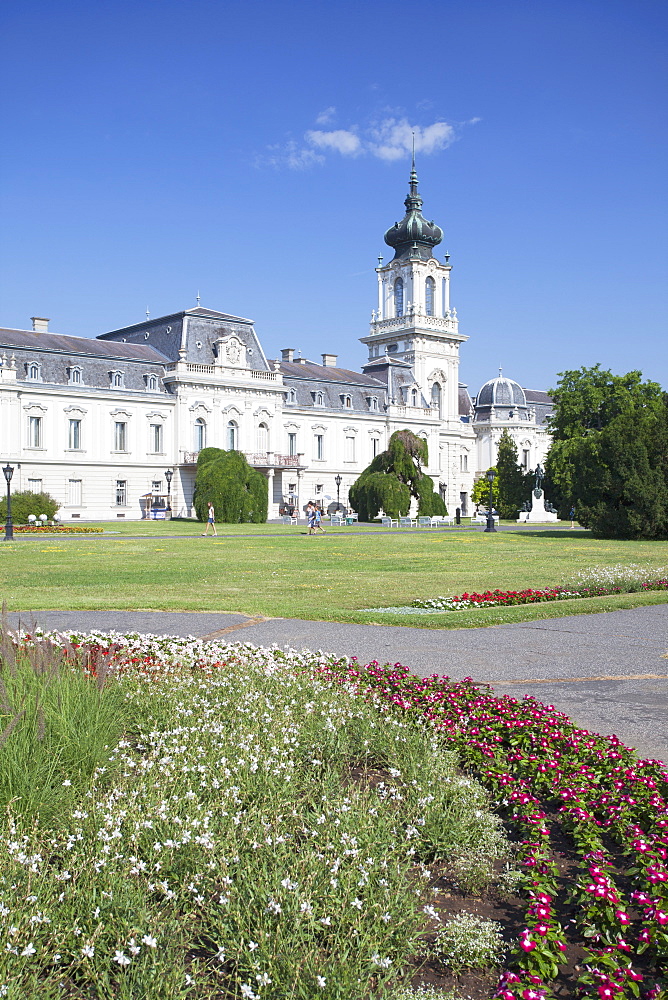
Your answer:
196,290 -> 201,307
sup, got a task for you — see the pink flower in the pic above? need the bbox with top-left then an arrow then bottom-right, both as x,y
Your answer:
615,910 -> 630,925
519,931 -> 536,952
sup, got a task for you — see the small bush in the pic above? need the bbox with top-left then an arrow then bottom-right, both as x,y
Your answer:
390,987 -> 464,1000
0,490 -> 58,525
433,912 -> 506,974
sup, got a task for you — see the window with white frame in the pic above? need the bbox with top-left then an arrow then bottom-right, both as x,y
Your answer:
313,391 -> 324,406
411,388 -> 418,406
28,415 -> 42,448
256,422 -> 269,453
27,478 -> 42,493
115,480 -> 127,506
68,418 -> 81,450
367,396 -> 378,411
27,362 -> 41,381
371,437 -> 380,458
286,388 -> 297,404
114,421 -> 127,452
314,433 -> 324,460
315,484 -> 323,495
145,374 -> 158,391
227,420 -> 238,450
425,275 -> 435,316
194,418 -> 206,452
341,394 -> 352,408
394,277 -> 404,317
110,371 -> 125,388
345,435 -> 356,462
522,448 -> 530,469
152,480 -> 161,494
288,432 -> 297,456
149,423 -> 163,454
68,479 -> 82,506
431,382 -> 442,417
460,453 -> 468,472
68,367 -> 82,385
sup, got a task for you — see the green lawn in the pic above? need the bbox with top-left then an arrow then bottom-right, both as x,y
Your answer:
2,525 -> 667,626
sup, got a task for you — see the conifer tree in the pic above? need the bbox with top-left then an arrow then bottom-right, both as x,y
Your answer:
495,430 -> 527,519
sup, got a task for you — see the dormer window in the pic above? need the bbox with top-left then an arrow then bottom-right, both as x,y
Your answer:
68,366 -> 82,385
312,391 -> 324,406
411,388 -> 418,406
27,362 -> 41,381
367,396 -> 378,411
286,388 -> 297,404
341,393 -> 352,409
145,373 -> 158,391
110,370 -> 125,388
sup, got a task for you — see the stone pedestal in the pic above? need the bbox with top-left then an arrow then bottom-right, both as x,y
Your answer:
517,490 -> 560,523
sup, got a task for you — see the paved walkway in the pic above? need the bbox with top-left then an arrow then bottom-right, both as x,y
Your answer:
6,605 -> 668,763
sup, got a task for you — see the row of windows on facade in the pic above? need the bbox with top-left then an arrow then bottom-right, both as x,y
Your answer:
392,276 -> 443,318
24,363 -> 160,390
285,389 -> 380,410
25,477 -> 141,507
193,418 -> 380,462
25,416 -> 164,453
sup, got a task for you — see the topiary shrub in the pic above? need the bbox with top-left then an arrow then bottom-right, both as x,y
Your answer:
0,491 -> 59,525
193,449 -> 268,523
348,430 -> 446,521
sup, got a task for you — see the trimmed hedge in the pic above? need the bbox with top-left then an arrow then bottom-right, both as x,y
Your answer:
193,449 -> 268,523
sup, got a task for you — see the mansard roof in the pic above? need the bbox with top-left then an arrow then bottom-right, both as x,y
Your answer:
0,326 -> 169,363
279,360 -> 386,388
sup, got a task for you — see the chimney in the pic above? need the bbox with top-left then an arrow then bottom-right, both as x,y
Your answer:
321,353 -> 338,367
31,317 -> 50,333
281,348 -> 295,362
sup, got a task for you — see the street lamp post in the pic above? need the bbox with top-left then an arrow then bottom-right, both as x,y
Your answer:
164,469 -> 173,512
334,474 -> 342,511
3,464 -> 14,541
484,468 -> 497,533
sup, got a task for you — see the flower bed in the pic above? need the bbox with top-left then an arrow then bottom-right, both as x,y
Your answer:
5,627 -> 668,997
11,525 -> 103,534
314,657 -> 668,998
411,579 -> 668,612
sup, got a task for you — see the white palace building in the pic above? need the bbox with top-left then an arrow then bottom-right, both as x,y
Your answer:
0,166 -> 553,521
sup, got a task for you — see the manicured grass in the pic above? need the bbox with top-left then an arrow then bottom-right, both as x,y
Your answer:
1,527 -> 667,625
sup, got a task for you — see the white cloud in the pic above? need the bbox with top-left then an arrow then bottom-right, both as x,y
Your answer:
258,112 -> 472,170
315,106 -> 336,125
368,118 -> 455,161
305,129 -> 361,155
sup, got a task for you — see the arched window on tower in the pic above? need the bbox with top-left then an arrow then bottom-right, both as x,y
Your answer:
394,278 -> 404,318
431,381 -> 442,417
256,422 -> 269,453
194,418 -> 206,452
227,420 -> 238,451
411,388 -> 418,407
425,276 -> 435,316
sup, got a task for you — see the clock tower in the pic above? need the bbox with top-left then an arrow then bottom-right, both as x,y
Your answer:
360,158 -> 467,429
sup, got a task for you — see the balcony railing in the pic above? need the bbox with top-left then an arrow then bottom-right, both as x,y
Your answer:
180,451 -> 303,467
166,363 -> 280,382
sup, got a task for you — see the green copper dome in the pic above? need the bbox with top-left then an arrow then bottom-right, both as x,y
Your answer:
384,161 -> 443,262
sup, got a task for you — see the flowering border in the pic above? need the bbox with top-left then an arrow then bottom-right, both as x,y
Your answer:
411,581 -> 668,612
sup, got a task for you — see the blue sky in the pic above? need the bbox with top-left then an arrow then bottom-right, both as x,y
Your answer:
1,0 -> 666,395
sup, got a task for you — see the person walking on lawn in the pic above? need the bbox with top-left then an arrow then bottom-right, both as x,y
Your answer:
306,502 -> 316,535
202,501 -> 217,536
313,506 -> 326,533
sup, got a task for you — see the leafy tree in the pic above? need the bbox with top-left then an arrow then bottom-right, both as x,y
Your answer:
471,469 -> 498,511
495,431 -> 528,519
349,429 -> 446,521
193,448 -> 268,523
0,491 -> 59,525
546,366 -> 668,538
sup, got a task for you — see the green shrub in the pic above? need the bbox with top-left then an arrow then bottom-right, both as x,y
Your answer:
193,449 -> 268,523
349,430 -> 446,521
0,490 -> 59,525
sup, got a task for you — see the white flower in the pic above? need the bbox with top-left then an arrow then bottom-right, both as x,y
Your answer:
21,942 -> 36,956
351,897 -> 363,910
113,950 -> 131,966
141,934 -> 157,948
371,953 -> 392,969
62,779 -> 72,787
256,972 -> 272,985
81,944 -> 95,958
248,939 -> 259,951
240,986 -> 257,999
316,976 -> 326,987
266,900 -> 282,914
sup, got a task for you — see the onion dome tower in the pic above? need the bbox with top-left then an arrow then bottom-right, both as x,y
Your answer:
383,158 -> 444,262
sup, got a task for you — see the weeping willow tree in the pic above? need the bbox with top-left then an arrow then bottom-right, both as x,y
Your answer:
193,447 -> 268,523
348,430 -> 447,521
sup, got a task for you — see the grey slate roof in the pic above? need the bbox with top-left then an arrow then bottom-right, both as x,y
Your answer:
280,359 -> 387,412
0,327 -> 168,362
